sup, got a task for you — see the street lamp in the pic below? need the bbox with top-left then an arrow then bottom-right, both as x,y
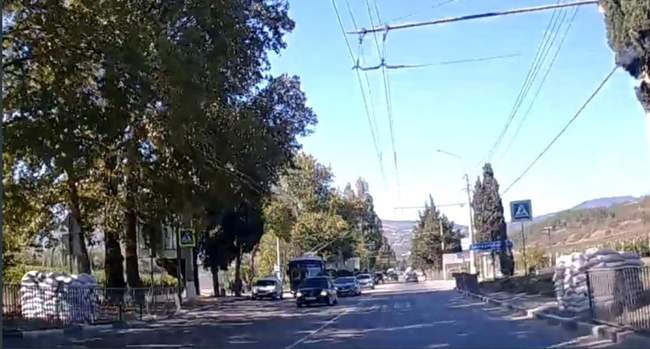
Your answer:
435,148 -> 477,274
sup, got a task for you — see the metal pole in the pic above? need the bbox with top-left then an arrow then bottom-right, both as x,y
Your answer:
521,223 -> 527,276
276,236 -> 281,280
439,219 -> 445,251
464,174 -> 476,274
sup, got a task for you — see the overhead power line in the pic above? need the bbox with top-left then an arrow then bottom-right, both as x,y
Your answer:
331,0 -> 386,180
348,0 -> 598,35
353,53 -> 520,71
502,66 -> 618,195
389,0 -> 458,23
364,0 -> 400,185
486,2 -> 568,161
500,6 -> 580,159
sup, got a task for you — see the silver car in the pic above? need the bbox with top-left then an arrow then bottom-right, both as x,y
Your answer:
356,273 -> 375,289
251,277 -> 283,300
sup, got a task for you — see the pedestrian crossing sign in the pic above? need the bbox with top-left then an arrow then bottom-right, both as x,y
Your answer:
510,200 -> 532,222
179,228 -> 196,248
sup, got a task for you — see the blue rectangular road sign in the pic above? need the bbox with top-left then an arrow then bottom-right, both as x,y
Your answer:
470,240 -> 513,252
510,200 -> 532,222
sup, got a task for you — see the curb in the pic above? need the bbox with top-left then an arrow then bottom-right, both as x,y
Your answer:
3,321 -> 137,339
457,289 -> 647,344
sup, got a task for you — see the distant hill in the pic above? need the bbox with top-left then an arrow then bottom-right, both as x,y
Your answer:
381,195 -> 647,258
572,196 -> 637,210
508,195 -> 650,253
381,220 -> 468,260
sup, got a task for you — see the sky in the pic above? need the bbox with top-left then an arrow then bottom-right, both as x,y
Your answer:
269,0 -> 649,227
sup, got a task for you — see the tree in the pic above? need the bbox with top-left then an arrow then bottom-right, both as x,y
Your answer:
600,1 -> 650,113
410,196 -> 461,271
472,163 -> 514,276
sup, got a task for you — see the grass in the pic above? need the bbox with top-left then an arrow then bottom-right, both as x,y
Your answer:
480,273 -> 555,298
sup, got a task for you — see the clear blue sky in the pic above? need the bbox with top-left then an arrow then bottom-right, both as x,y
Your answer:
270,0 -> 649,226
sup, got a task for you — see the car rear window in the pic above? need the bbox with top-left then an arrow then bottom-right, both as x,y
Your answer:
255,280 -> 276,286
357,274 -> 371,279
300,277 -> 328,288
334,277 -> 355,284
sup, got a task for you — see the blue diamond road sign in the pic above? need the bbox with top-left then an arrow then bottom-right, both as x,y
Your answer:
510,200 -> 532,222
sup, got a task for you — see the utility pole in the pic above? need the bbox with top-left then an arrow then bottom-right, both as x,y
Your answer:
464,174 -> 477,274
276,236 -> 282,280
439,219 -> 445,251
521,223 -> 528,276
543,226 -> 554,267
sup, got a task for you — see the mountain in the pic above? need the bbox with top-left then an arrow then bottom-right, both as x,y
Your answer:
571,196 -> 637,210
381,195 -> 644,258
381,220 -> 468,260
508,195 -> 649,253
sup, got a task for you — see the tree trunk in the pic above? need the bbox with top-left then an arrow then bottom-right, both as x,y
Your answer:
211,265 -> 220,297
124,139 -> 142,288
105,230 -> 126,288
234,249 -> 242,297
125,207 -> 142,287
67,177 -> 91,274
193,247 -> 200,293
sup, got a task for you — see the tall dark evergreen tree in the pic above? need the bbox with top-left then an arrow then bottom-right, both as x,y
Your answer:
600,1 -> 650,113
471,164 -> 514,276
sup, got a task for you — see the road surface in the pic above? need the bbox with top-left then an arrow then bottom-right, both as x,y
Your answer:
4,280 -> 640,348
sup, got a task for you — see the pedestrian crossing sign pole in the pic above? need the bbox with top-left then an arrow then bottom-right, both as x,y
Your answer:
510,200 -> 532,275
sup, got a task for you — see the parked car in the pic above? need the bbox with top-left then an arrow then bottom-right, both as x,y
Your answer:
251,277 -> 283,300
296,276 -> 338,308
333,276 -> 361,296
405,272 -> 419,283
356,273 -> 375,289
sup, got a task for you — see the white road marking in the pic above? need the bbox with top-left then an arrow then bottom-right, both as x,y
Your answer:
284,308 -> 350,349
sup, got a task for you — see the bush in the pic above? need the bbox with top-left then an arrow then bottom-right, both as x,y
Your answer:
3,265 -> 71,284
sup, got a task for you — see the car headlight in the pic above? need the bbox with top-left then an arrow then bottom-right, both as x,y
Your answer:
320,290 -> 328,297
296,291 -> 303,297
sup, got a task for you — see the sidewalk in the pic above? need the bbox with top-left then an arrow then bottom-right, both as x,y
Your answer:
459,288 -> 650,348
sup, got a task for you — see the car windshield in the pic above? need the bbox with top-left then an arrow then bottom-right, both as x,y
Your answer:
334,277 -> 355,284
255,280 -> 276,287
299,278 -> 328,288
357,274 -> 371,280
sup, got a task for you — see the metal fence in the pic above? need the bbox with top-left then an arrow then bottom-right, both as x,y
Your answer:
587,266 -> 650,332
3,285 -> 179,331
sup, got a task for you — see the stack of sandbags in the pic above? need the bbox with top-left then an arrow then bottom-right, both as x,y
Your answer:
20,271 -> 98,323
553,252 -> 591,313
553,248 -> 645,315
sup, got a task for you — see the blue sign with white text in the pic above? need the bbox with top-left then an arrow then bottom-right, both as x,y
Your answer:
470,240 -> 513,252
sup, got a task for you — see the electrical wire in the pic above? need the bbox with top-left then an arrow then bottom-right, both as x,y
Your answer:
502,66 -> 618,195
389,0 -> 458,23
499,6 -> 579,160
348,1 -> 598,35
366,0 -> 399,184
486,2 -> 567,162
353,53 -> 520,71
331,0 -> 386,180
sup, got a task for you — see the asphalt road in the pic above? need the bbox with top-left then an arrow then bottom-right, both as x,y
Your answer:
4,280 -> 640,349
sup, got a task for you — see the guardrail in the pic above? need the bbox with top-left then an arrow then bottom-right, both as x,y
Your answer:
587,266 -> 650,333
3,285 -> 180,331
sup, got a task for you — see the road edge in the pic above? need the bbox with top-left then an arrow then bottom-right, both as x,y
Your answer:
457,289 -> 650,346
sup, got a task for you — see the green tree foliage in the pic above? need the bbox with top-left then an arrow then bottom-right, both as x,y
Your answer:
410,196 -> 462,271
471,163 -> 514,276
260,156 -> 389,278
600,0 -> 650,111
4,0 -> 316,289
